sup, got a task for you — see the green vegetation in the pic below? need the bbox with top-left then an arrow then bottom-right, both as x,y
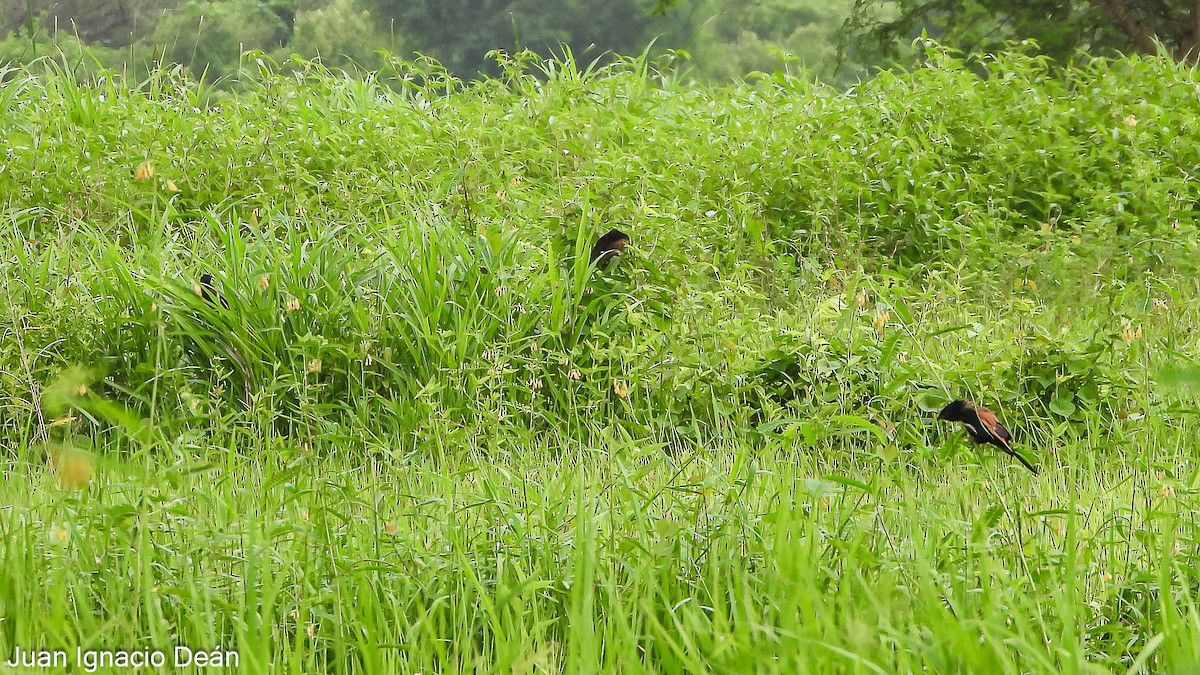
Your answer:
1,45 -> 1199,672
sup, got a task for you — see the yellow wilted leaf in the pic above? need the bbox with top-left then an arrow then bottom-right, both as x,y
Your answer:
49,444 -> 94,489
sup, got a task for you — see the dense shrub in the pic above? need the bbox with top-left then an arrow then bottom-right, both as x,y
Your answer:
0,44 -> 1195,443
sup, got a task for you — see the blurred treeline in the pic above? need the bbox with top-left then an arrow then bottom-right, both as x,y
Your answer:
0,0 -> 867,85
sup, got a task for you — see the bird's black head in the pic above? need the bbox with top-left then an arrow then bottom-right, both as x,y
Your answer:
937,399 -> 973,422
198,273 -> 229,309
590,229 -> 630,264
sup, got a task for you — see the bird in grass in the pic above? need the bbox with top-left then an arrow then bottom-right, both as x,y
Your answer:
191,272 -> 250,404
590,229 -> 630,266
197,273 -> 229,309
937,399 -> 1038,474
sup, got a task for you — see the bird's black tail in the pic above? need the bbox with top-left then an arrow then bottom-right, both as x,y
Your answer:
1004,447 -> 1039,474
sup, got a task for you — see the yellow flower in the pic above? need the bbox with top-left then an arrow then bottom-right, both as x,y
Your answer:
855,289 -> 870,308
613,380 -> 629,398
257,275 -> 270,291
285,298 -> 301,312
495,191 -> 507,203
306,359 -> 323,374
134,162 -> 154,181
567,369 -> 582,381
1120,324 -> 1142,343
872,310 -> 890,336
1123,115 -> 1138,127
165,180 -> 179,192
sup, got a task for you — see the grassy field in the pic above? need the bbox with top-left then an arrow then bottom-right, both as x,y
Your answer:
1,46 -> 1200,673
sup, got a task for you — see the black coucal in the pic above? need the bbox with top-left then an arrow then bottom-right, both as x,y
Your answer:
937,399 -> 1038,474
590,229 -> 630,266
197,273 -> 229,309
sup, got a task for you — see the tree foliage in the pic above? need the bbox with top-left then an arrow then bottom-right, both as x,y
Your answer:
844,0 -> 1200,65
665,0 -> 865,84
0,0 -> 132,45
151,1 -> 289,79
360,0 -> 665,76
291,0 -> 399,69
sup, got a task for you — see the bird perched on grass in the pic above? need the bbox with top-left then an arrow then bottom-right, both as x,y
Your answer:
197,273 -> 229,309
590,229 -> 630,266
189,272 -> 250,405
937,399 -> 1038,474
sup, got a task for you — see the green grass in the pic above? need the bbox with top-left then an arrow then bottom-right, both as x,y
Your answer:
1,45 -> 1199,672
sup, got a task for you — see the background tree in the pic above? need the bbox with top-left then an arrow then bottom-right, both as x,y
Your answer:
843,0 -> 1200,64
0,0 -> 877,86
361,0 -> 666,76
665,0 -> 865,84
0,0 -> 133,45
289,0 -> 400,69
0,0 -> 193,45
151,0 -> 288,80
